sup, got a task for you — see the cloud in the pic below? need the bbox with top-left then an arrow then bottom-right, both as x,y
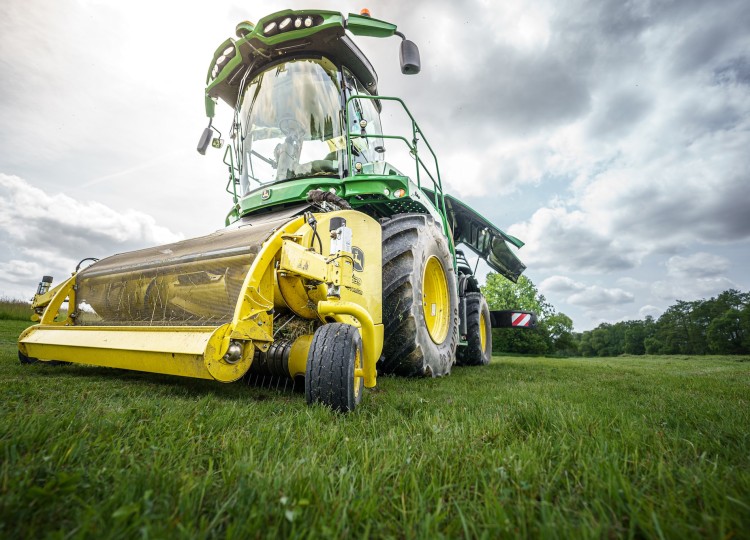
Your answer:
666,252 -> 731,278
651,276 -> 740,302
0,259 -> 47,286
0,174 -> 181,297
540,275 -> 635,308
508,207 -> 638,272
539,276 -> 585,293
638,305 -> 663,319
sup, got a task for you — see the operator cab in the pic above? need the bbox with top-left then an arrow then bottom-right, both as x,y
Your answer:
237,56 -> 385,196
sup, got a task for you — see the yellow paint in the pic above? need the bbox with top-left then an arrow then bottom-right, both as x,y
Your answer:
18,325 -> 219,379
353,346 -> 363,400
17,209 -> 388,396
422,256 -> 450,343
287,334 -> 313,378
480,309 -> 487,352
40,276 -> 76,326
278,239 -> 328,282
317,300 -> 382,388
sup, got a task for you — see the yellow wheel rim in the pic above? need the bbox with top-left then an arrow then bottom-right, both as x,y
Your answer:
422,256 -> 450,343
480,310 -> 487,352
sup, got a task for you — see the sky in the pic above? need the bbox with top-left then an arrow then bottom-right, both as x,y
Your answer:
1,0 -> 748,331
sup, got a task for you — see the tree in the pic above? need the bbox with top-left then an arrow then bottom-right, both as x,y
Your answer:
481,274 -> 557,355
481,275 -> 554,318
545,312 -> 577,355
707,308 -> 748,354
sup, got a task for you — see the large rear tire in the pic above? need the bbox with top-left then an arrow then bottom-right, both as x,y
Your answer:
305,323 -> 364,412
456,292 -> 492,366
380,213 -> 458,377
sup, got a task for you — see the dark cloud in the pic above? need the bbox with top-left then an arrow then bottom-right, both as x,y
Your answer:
508,207 -> 638,273
714,56 -> 750,86
600,171 -> 750,245
587,90 -> 652,139
666,253 -> 730,278
448,50 -> 592,135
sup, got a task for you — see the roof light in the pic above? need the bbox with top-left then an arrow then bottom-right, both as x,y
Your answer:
294,18 -> 302,29
304,16 -> 313,27
216,55 -> 227,65
264,21 -> 277,35
222,46 -> 234,56
360,8 -> 371,17
279,17 -> 292,30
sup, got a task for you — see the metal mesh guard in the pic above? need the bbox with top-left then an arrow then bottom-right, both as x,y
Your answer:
75,218 -> 283,327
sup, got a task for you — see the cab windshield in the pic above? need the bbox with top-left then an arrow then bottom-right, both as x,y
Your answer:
239,58 -> 343,194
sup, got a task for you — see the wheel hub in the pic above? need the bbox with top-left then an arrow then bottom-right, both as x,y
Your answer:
422,256 -> 450,343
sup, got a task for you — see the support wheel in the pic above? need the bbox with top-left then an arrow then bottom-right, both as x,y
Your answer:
380,213 -> 458,377
18,351 -> 38,365
456,293 -> 492,366
305,323 -> 364,412
18,352 -> 68,365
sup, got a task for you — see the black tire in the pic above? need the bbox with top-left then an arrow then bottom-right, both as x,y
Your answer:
456,293 -> 492,366
18,351 -> 38,364
305,323 -> 364,412
18,351 -> 68,366
380,213 -> 459,377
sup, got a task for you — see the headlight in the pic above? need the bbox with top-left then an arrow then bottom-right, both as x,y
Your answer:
264,21 -> 277,35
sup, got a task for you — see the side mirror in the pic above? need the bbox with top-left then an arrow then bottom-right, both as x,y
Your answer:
399,39 -> 421,74
197,127 -> 213,155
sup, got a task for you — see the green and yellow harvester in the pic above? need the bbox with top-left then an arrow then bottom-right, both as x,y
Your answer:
18,9 -> 535,411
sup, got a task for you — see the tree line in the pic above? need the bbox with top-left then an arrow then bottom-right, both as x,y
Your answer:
481,273 -> 750,356
576,289 -> 750,356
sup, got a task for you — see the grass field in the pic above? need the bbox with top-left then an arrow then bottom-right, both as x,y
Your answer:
1,318 -> 749,538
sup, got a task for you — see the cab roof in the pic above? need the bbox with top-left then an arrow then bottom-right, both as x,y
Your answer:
206,10 -> 380,109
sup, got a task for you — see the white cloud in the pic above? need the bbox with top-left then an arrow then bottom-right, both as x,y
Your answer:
0,260 -> 47,285
1,0 -> 749,332
638,305 -> 663,319
651,276 -> 740,302
0,174 -> 181,298
666,252 -> 731,278
540,275 -> 635,308
539,275 -> 585,293
568,286 -> 634,308
617,277 -> 648,289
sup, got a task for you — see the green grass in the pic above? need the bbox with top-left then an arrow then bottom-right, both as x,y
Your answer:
0,298 -> 33,321
1,319 -> 749,538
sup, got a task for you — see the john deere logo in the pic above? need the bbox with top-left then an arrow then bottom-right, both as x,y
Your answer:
261,189 -> 272,200
352,247 -> 365,272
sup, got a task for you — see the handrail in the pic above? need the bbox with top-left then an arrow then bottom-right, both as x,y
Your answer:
344,94 -> 451,243
223,145 -> 238,203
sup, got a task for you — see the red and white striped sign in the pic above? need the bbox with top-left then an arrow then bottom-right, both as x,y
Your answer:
511,312 -> 532,327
